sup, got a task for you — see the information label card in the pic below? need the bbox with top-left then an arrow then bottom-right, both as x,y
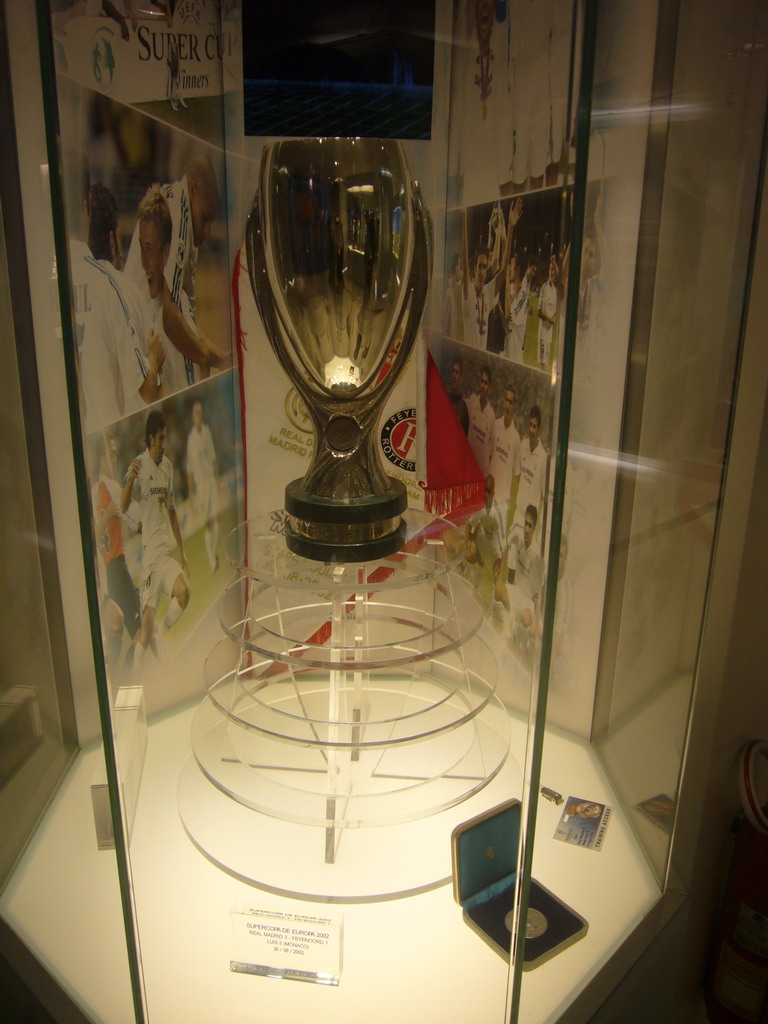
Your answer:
230,904 -> 342,985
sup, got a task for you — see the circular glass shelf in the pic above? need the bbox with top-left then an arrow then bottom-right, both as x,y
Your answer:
203,633 -> 498,748
225,509 -> 467,591
181,508 -> 512,901
217,571 -> 483,670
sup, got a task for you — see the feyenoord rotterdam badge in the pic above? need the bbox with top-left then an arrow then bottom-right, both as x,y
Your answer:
246,138 -> 432,561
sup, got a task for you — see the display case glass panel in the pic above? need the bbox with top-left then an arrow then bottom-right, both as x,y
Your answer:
519,0 -> 768,1020
0,192 -> 77,889
3,1 -> 768,1023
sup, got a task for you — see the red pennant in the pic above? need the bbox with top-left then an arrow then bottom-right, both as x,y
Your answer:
423,351 -> 485,520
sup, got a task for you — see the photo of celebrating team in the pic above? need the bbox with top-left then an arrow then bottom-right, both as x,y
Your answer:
442,188 -> 568,373
432,0 -> 582,685
437,343 -> 552,666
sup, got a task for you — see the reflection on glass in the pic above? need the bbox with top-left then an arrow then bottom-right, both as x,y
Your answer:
0,196 -> 77,890
585,0 -> 768,882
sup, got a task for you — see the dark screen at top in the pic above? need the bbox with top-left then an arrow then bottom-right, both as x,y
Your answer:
242,0 -> 436,140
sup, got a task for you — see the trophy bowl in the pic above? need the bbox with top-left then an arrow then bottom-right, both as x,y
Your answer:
246,137 -> 432,562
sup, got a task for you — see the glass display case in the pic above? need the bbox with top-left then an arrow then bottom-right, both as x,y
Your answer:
2,1 -> 768,1022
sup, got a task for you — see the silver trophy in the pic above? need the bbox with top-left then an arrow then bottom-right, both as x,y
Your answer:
247,137 -> 432,561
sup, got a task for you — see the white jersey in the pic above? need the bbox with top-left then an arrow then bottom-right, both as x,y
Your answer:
514,438 -> 548,528
550,0 -> 574,165
187,422 -> 216,485
489,417 -> 521,511
69,239 -> 92,354
162,175 -> 198,313
466,393 -> 495,475
70,242 -> 151,432
470,498 -> 506,567
537,280 -> 558,364
508,0 -> 553,184
125,175 -> 198,387
509,534 -> 542,603
463,279 -> 497,350
505,277 -> 530,362
137,279 -> 195,397
130,449 -> 176,573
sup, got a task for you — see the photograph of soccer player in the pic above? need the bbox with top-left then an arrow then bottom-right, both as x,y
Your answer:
461,200 -> 521,352
47,24 -> 238,713
186,399 -> 220,572
495,503 -> 542,658
502,250 -> 531,364
537,253 -> 559,371
448,356 -> 470,436
461,473 -> 507,609
91,430 -> 142,681
86,183 -> 165,416
126,159 -> 228,394
489,382 -> 522,526
121,408 -> 189,675
510,404 -> 548,541
66,165 -> 165,432
466,365 -> 495,475
449,190 -> 565,370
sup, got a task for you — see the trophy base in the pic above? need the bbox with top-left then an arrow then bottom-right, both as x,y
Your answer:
284,477 -> 408,563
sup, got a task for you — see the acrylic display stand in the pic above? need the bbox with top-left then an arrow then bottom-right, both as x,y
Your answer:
178,510 -> 511,901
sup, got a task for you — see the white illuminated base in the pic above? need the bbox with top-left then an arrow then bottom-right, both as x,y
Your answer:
0,692 -> 663,1024
179,692 -> 512,901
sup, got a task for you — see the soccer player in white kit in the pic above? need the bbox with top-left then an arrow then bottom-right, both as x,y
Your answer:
489,383 -> 522,524
462,245 -> 499,351
186,400 -> 219,571
121,409 -> 189,673
537,254 -> 558,370
504,252 -> 530,364
462,474 -> 505,601
466,366 -> 496,475
82,183 -> 165,430
126,158 -> 224,391
511,405 -> 548,539
500,504 -> 543,652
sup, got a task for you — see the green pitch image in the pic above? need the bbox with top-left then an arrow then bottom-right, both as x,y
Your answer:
116,503 -> 240,676
162,502 -> 240,650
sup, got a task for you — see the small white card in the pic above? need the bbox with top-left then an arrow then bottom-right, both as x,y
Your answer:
230,904 -> 342,985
